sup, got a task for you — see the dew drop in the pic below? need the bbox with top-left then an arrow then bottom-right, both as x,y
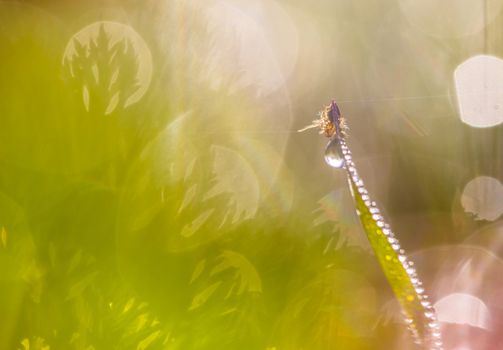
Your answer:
372,214 -> 383,221
324,138 -> 345,168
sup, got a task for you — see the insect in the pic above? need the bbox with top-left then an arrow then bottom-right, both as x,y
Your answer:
298,100 -> 348,138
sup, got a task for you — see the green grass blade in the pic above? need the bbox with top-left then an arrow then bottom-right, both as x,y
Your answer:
339,139 -> 442,349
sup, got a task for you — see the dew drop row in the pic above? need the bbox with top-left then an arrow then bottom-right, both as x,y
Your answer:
326,137 -> 443,350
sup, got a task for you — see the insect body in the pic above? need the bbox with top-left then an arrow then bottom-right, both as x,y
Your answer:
298,100 -> 347,138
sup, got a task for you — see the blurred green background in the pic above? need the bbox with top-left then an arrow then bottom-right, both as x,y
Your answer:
1,0 -> 502,349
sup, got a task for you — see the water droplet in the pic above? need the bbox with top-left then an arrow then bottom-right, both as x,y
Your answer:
324,138 -> 345,168
372,214 -> 383,221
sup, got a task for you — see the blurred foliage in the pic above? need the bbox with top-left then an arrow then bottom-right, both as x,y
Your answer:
0,4 -> 391,349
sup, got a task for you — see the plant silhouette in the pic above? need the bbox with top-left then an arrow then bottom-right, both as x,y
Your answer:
65,24 -> 141,115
